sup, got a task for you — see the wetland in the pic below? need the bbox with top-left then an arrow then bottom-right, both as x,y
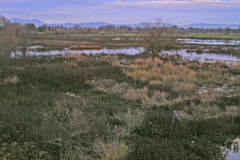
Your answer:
1,32 -> 240,159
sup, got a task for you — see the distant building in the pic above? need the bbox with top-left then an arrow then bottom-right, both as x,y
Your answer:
0,15 -> 10,26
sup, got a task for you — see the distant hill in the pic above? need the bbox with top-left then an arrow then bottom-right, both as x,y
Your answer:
51,22 -> 145,28
10,18 -> 46,26
51,22 -> 110,28
9,18 -> 239,29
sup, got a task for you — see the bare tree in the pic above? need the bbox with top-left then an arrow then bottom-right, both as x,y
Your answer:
0,15 -> 10,27
0,16 -> 31,58
238,21 -> 240,35
18,27 -> 29,57
44,97 -> 93,160
143,17 -> 176,55
0,22 -> 20,57
224,27 -> 231,35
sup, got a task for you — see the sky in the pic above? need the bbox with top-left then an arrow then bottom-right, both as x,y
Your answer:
0,0 -> 240,25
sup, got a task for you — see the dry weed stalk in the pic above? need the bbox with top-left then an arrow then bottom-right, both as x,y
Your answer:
44,97 -> 93,160
94,140 -> 130,160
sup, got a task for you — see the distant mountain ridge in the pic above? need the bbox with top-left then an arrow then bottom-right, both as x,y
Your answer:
51,22 -> 111,28
10,18 -> 46,26
9,18 -> 240,29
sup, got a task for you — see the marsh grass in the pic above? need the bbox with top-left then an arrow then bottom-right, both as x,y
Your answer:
1,53 -> 240,159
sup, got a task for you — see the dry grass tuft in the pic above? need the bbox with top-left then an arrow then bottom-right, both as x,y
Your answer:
146,91 -> 168,105
65,54 -> 88,61
173,82 -> 196,93
115,108 -> 145,129
149,80 -> 163,86
88,79 -> 130,95
4,75 -> 20,85
94,140 -> 130,160
123,87 -> 149,102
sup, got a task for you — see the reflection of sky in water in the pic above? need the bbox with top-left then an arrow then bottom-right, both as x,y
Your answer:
223,143 -> 240,160
164,49 -> 240,62
12,46 -> 240,64
227,152 -> 240,160
12,47 -> 145,57
65,47 -> 145,55
177,39 -> 240,45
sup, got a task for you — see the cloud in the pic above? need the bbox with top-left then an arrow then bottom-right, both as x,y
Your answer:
108,0 -> 240,6
105,0 -> 240,14
0,0 -> 239,24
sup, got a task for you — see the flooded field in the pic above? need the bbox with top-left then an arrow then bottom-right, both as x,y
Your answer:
12,47 -> 144,57
177,39 -> 240,45
166,49 -> 240,64
12,45 -> 240,65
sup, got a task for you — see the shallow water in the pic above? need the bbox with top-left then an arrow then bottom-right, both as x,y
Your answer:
177,39 -> 240,45
165,49 -> 240,64
223,139 -> 240,160
226,152 -> 240,160
11,46 -> 240,65
12,47 -> 145,57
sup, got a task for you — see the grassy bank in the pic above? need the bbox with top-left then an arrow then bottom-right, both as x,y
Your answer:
1,54 -> 240,159
31,32 -> 240,40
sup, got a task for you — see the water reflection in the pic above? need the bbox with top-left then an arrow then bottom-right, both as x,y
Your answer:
177,39 -> 240,45
223,138 -> 240,160
12,47 -> 145,57
165,49 -> 240,64
11,46 -> 240,64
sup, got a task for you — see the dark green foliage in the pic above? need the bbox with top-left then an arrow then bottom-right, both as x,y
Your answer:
107,117 -> 125,127
229,69 -> 240,75
127,107 -> 240,160
208,96 -> 240,110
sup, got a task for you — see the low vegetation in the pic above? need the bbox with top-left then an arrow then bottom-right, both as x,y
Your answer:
1,15 -> 240,159
1,52 -> 240,159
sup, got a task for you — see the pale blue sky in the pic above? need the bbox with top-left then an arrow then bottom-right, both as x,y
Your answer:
0,0 -> 240,24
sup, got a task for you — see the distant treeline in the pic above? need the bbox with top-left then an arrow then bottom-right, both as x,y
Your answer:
36,24 -> 240,35
1,14 -> 239,36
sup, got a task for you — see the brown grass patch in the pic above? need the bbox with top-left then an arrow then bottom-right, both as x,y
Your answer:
123,87 -> 149,102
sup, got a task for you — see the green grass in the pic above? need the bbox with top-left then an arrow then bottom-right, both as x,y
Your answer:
33,32 -> 140,39
33,32 -> 240,40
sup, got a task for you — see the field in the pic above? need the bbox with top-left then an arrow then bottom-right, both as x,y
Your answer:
1,33 -> 240,159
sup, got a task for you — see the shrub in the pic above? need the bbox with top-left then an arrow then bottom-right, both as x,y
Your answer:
94,140 -> 130,160
43,98 -> 93,159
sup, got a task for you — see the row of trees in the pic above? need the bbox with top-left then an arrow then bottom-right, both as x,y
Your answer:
36,24 -> 134,34
36,24 -> 240,35
184,26 -> 238,35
